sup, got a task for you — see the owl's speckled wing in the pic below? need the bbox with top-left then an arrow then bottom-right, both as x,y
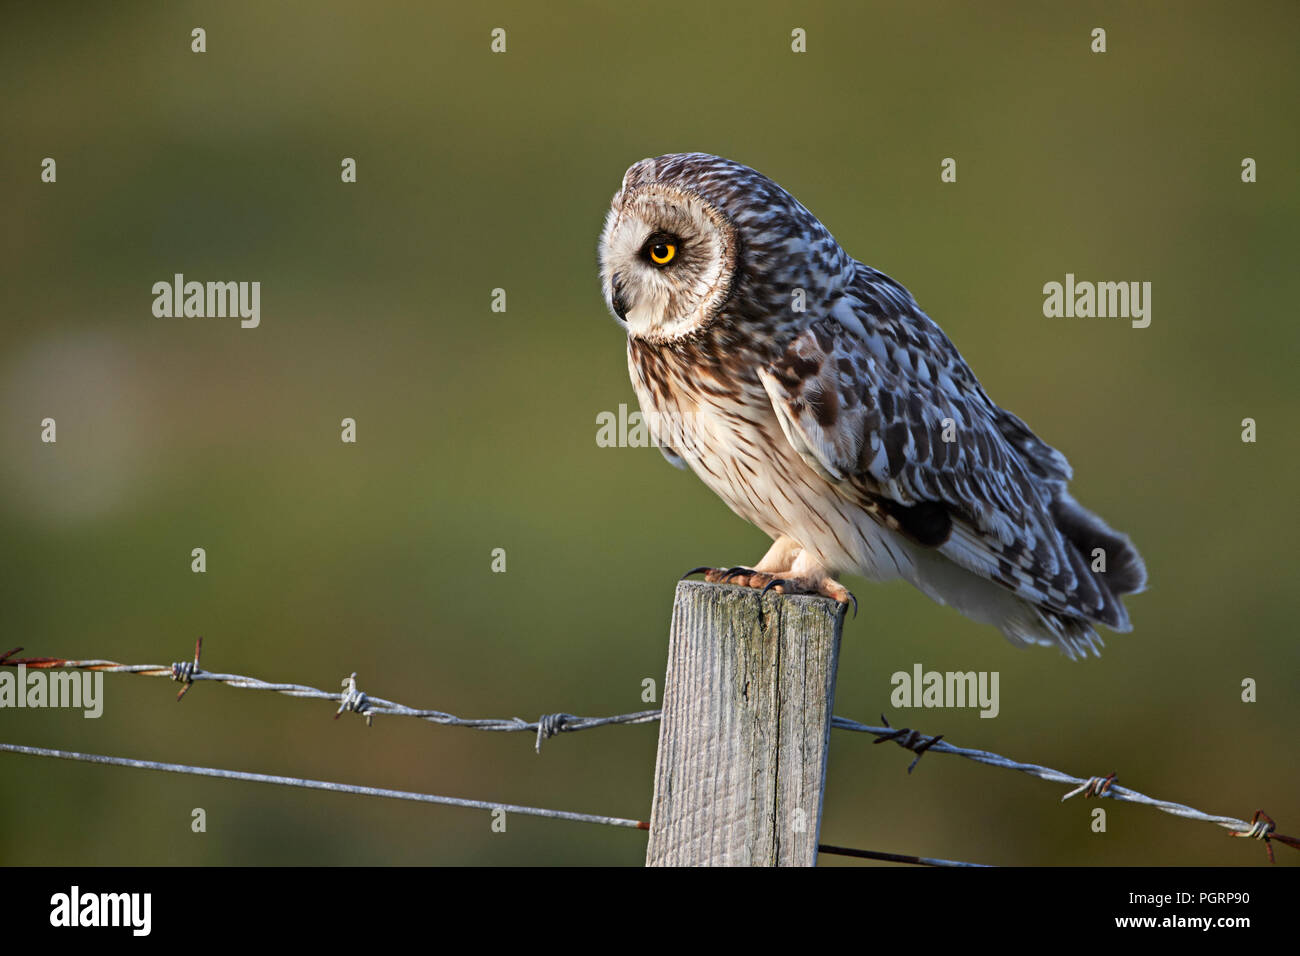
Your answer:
758,264 -> 1139,633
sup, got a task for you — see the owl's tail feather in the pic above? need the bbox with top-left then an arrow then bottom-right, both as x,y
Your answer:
1021,611 -> 1105,660
1048,491 -> 1147,641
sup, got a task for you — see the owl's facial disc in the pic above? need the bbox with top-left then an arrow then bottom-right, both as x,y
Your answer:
598,182 -> 736,342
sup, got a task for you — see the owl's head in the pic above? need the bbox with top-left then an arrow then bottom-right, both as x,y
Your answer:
598,153 -> 852,343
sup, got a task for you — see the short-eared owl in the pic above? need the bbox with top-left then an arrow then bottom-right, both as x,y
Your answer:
598,153 -> 1145,658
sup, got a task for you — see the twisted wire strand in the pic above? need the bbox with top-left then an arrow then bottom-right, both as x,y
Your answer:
0,646 -> 659,750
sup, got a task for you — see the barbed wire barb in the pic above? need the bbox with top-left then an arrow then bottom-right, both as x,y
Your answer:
172,636 -> 202,700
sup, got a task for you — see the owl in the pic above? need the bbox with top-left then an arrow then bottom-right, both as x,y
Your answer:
598,153 -> 1146,658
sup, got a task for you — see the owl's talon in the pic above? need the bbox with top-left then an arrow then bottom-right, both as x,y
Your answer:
704,567 -> 760,585
681,566 -> 762,586
817,578 -> 857,616
761,573 -> 857,615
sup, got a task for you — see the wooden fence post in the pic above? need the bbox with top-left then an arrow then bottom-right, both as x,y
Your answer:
645,580 -> 846,866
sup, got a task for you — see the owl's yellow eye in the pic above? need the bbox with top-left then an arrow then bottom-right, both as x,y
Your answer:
649,242 -> 676,266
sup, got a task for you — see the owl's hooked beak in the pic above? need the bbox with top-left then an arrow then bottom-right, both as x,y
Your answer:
610,274 -> 630,322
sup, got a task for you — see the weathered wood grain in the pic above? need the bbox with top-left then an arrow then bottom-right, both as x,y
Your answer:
646,580 -> 846,866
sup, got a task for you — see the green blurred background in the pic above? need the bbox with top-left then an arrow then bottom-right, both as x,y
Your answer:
1,1 -> 1296,866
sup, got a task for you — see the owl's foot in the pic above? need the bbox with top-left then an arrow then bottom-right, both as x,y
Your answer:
759,574 -> 858,617
682,566 -> 857,616
680,566 -> 764,586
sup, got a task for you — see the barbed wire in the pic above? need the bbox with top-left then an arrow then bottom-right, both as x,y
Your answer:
2,642 -> 1294,862
0,642 -> 658,753
834,714 -> 1298,863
